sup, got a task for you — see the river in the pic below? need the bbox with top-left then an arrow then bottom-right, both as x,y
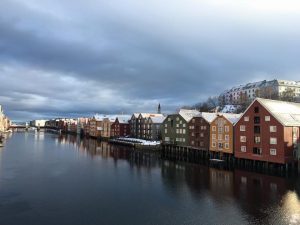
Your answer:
0,132 -> 300,225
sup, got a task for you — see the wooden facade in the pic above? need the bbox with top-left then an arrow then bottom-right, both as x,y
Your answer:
111,118 -> 130,138
188,116 -> 210,150
234,98 -> 299,165
210,114 -> 240,156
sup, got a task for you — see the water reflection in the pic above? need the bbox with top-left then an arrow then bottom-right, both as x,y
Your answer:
56,134 -> 300,225
1,132 -> 300,225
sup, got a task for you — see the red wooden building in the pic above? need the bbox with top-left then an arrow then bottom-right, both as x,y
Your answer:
111,116 -> 130,138
234,98 -> 300,166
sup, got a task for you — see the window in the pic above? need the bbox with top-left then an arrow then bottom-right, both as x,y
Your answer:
225,135 -> 229,141
176,124 -> 179,128
270,126 -> 277,132
192,119 -> 195,123
168,118 -> 171,121
254,107 -> 259,113
200,133 -> 204,137
241,146 -> 246,152
218,135 -> 222,140
270,137 -> 277,145
244,116 -> 249,122
176,117 -> 179,121
225,126 -> 229,132
165,124 -> 167,128
171,120 -> 174,127
191,132 -> 194,136
182,138 -> 185,142
183,129 -> 186,134
212,134 -> 216,139
253,147 -> 262,155
212,142 -> 216,147
165,129 -> 167,134
270,148 -> 277,156
254,126 -> 260,134
165,137 -> 170,141
255,136 -> 261,144
240,125 -> 246,131
200,141 -> 204,147
183,123 -> 186,128
191,141 -> 194,145
265,116 -> 270,121
218,127 -> 223,133
254,116 -> 260,124
240,136 -> 246,142
212,126 -> 216,131
218,143 -> 223,149
176,129 -> 179,134
225,143 -> 229,149
179,129 -> 182,134
180,120 -> 182,124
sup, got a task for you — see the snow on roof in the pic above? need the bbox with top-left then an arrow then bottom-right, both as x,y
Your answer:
116,115 -> 131,124
179,109 -> 200,122
257,98 -> 300,126
221,113 -> 242,124
150,116 -> 166,124
200,112 -> 218,123
193,112 -> 241,124
132,113 -> 140,118
139,113 -> 163,118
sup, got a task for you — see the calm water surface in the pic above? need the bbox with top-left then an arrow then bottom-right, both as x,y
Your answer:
0,132 -> 300,225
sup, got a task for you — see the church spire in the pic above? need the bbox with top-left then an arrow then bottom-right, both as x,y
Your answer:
157,103 -> 161,114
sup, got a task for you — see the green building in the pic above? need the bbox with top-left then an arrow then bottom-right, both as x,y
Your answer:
162,109 -> 200,146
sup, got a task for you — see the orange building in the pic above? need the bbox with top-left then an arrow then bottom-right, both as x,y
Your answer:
210,113 -> 241,159
89,118 -> 102,138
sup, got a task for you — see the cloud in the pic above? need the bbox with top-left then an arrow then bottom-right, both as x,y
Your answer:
1,0 -> 300,120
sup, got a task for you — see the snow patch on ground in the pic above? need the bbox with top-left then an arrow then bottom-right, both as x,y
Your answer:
116,138 -> 160,146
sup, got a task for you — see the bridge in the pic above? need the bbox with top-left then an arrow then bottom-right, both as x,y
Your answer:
9,125 -> 46,132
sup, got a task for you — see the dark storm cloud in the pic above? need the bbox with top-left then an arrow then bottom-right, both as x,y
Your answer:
1,0 -> 300,120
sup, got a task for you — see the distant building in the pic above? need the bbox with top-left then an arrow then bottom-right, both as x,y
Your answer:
220,79 -> 300,105
111,115 -> 131,138
0,105 -> 10,132
30,120 -> 48,128
102,117 -> 116,139
129,113 -> 164,139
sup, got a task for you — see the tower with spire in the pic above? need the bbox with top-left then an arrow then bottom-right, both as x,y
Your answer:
157,103 -> 161,114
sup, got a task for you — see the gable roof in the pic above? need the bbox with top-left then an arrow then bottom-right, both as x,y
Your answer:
150,116 -> 166,124
116,115 -> 131,124
256,98 -> 300,126
200,112 -> 218,123
221,113 -> 242,124
139,113 -> 163,118
179,109 -> 201,122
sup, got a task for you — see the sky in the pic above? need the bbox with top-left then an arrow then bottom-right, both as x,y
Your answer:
1,0 -> 300,121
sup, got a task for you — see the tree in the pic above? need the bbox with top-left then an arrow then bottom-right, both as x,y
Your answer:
280,88 -> 295,102
218,95 -> 226,108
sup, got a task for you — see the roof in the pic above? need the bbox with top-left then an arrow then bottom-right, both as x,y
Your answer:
179,109 -> 200,122
139,113 -> 163,118
256,98 -> 300,126
200,112 -> 218,123
220,113 -> 242,124
150,116 -> 166,124
116,115 -> 131,124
